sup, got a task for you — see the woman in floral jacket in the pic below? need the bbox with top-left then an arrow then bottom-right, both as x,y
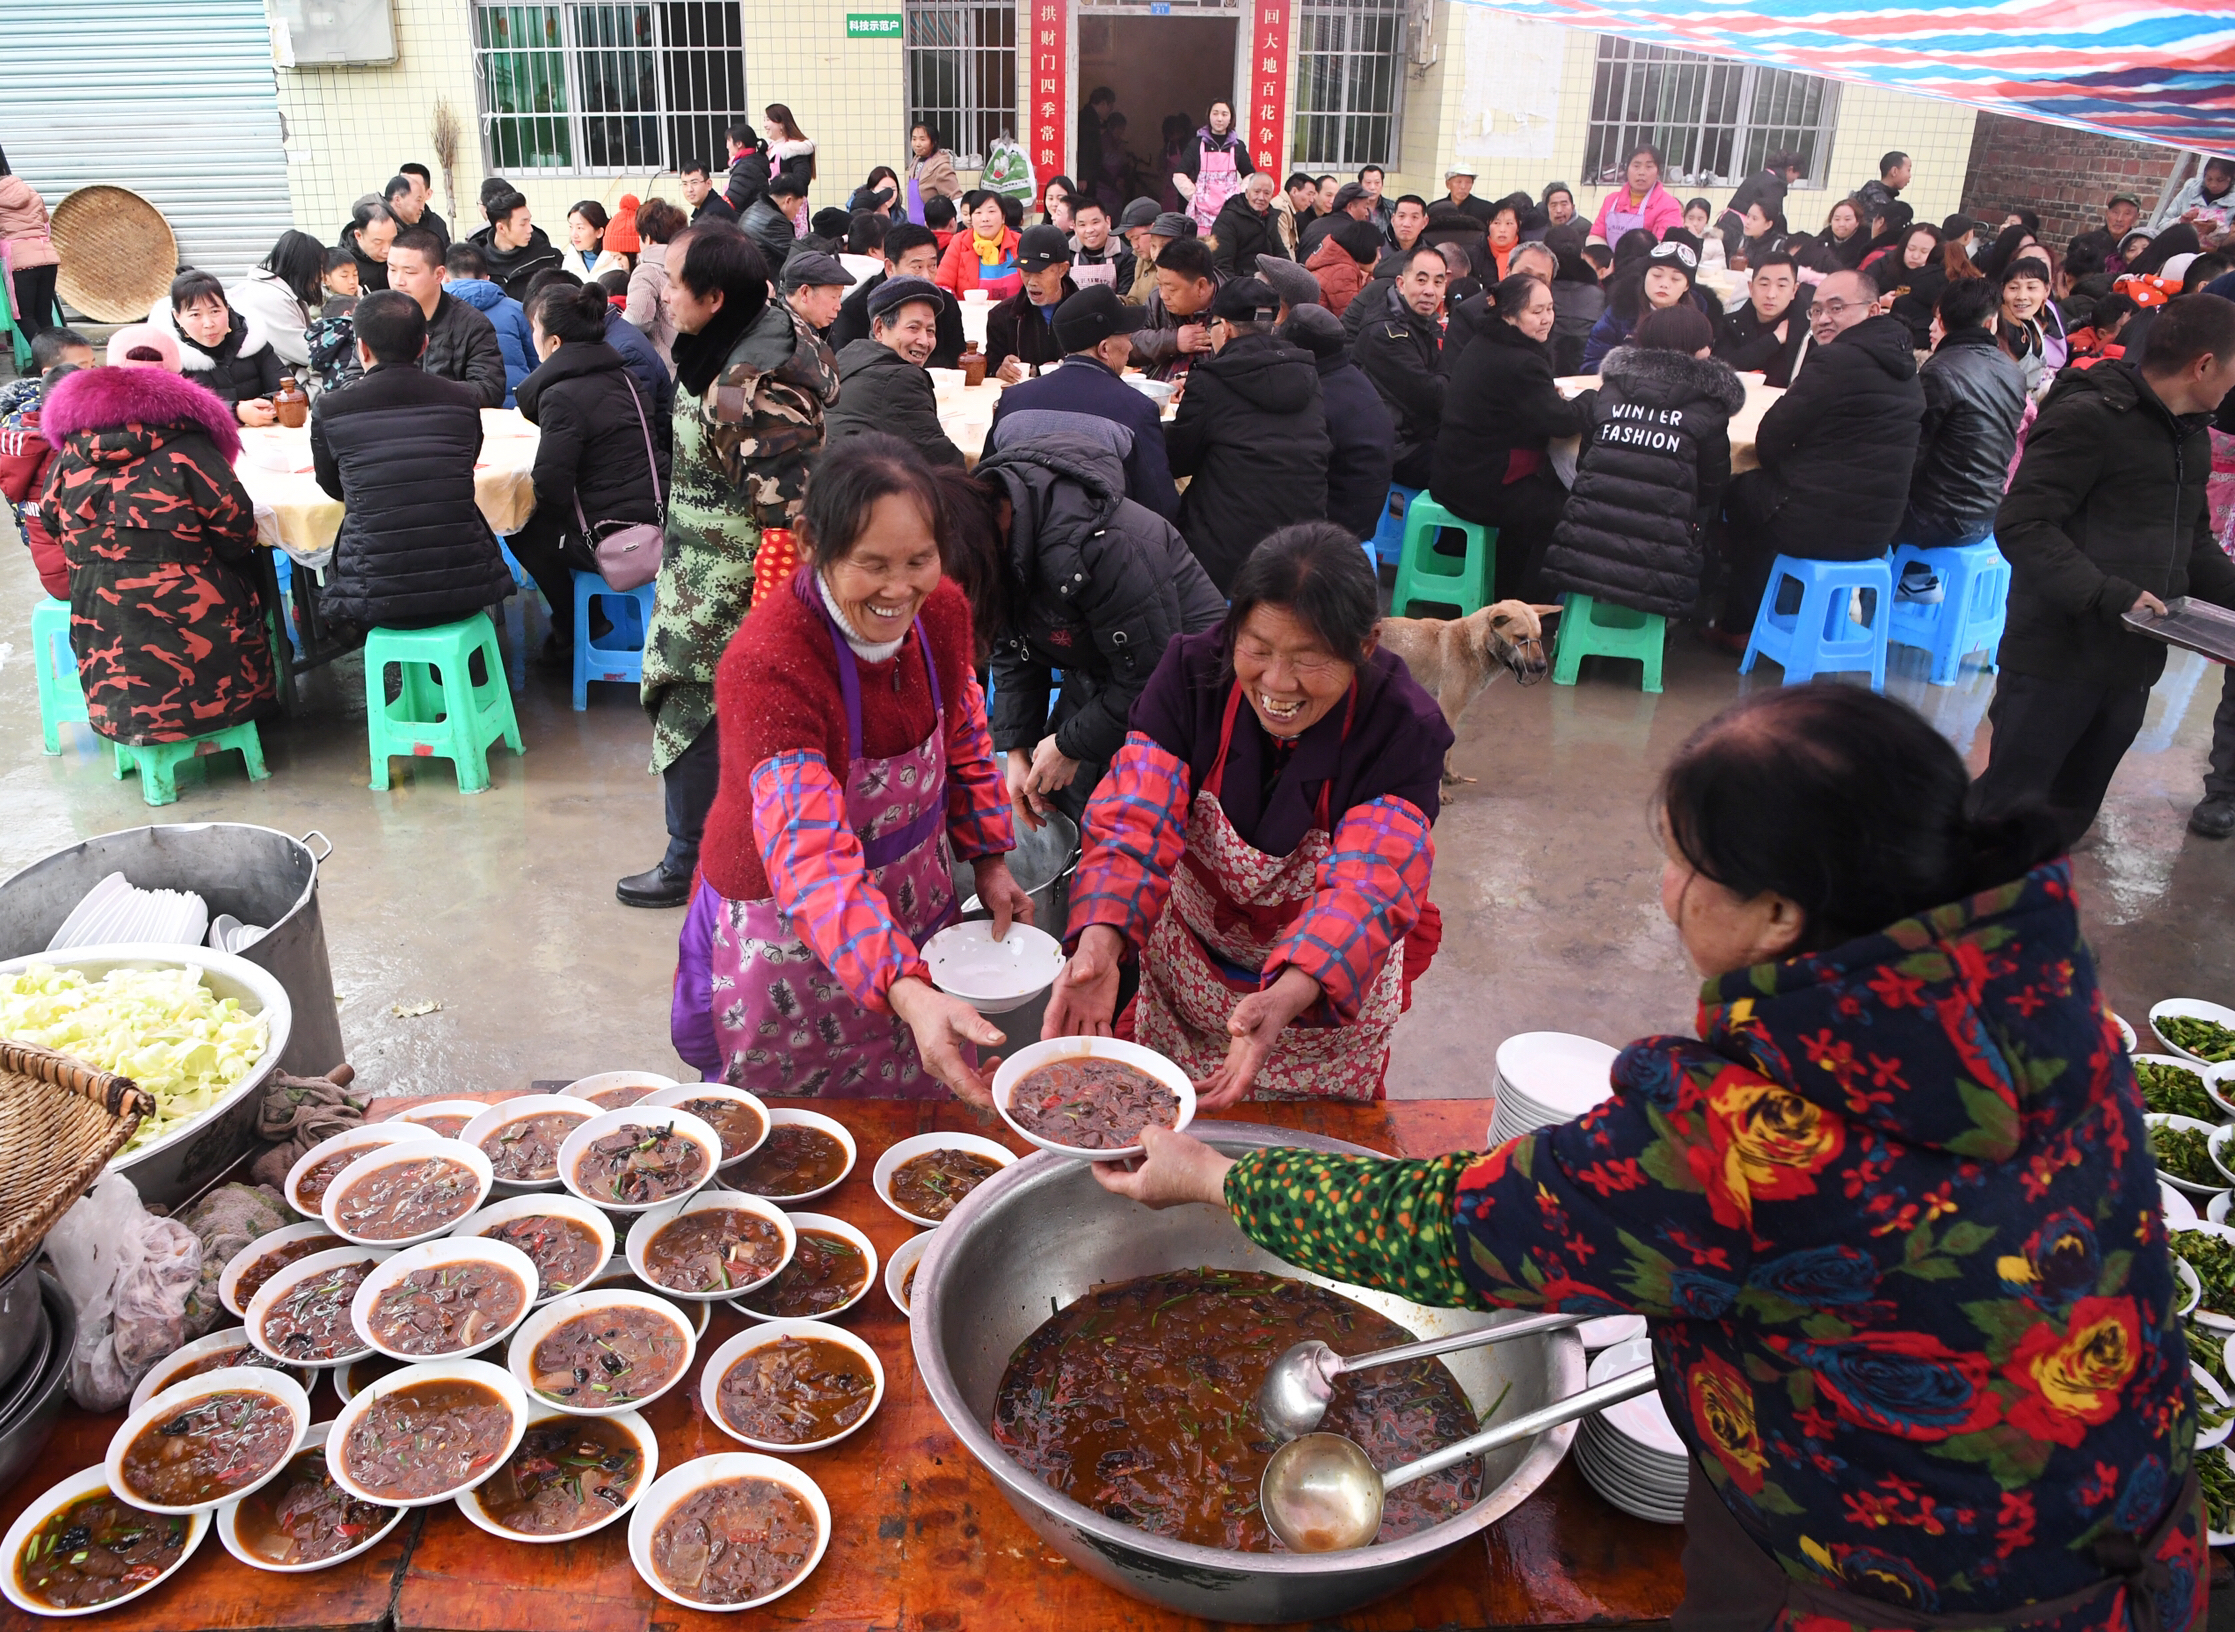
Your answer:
1103,685 -> 2202,1632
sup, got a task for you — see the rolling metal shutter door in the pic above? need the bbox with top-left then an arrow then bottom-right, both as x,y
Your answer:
0,0 -> 291,287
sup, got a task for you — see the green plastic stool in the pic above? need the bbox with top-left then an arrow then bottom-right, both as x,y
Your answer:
110,722 -> 269,806
1390,495 -> 1497,618
1551,593 -> 1666,694
363,615 -> 523,794
31,597 -> 89,754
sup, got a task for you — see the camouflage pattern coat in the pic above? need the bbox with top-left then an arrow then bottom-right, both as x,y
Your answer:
643,300 -> 838,772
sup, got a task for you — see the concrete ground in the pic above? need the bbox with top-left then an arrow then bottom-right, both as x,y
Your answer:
0,502 -> 2229,1104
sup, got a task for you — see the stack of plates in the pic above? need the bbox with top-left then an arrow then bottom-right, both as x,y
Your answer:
1487,1032 -> 1621,1146
1571,1337 -> 1684,1524
45,871 -> 210,950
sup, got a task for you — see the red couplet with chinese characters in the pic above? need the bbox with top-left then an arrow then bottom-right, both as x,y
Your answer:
1032,0 -> 1069,198
1250,0 -> 1291,174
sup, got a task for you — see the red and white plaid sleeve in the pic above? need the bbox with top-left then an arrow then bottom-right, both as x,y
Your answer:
944,671 -> 1015,863
1267,795 -> 1433,1022
1066,731 -> 1192,952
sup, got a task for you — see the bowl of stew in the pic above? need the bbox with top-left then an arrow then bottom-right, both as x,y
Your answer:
247,1246 -> 393,1368
455,1406 -> 658,1544
721,1108 -> 857,1205
559,1107 -> 721,1214
326,1358 -> 529,1508
578,1257 -> 713,1337
219,1221 -> 348,1320
730,1213 -> 878,1323
105,1366 -> 311,1515
871,1132 -> 1017,1228
387,1098 -> 493,1140
449,1195 -> 615,1305
214,1422 -> 405,1573
992,1037 -> 1195,1161
885,1231 -> 930,1317
349,1237 -> 538,1361
626,1191 -> 794,1302
322,1140 -> 495,1248
129,1327 -> 313,1416
284,1123 -> 440,1219
560,1070 -> 679,1114
508,1289 -> 698,1417
461,1095 -> 599,1196
641,1084 -> 770,1169
701,1320 -> 886,1453
3,1464 -> 209,1617
626,1453 -> 830,1612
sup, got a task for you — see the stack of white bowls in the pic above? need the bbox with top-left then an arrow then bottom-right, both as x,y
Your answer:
1486,1031 -> 1620,1146
1571,1336 -> 1685,1524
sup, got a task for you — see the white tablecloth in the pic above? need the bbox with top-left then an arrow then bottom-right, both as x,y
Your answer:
1548,375 -> 1783,487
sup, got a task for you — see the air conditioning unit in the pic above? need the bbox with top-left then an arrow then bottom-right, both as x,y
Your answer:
268,0 -> 397,66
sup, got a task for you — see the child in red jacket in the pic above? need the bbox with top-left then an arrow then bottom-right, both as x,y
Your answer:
0,327 -> 94,600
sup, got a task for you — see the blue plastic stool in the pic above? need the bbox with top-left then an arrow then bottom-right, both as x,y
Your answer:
30,597 -> 88,754
363,614 -> 523,793
1368,483 -> 1420,569
1391,495 -> 1498,619
1740,554 -> 1893,690
111,722 -> 269,806
1889,537 -> 2010,686
571,571 -> 656,710
269,553 -> 303,655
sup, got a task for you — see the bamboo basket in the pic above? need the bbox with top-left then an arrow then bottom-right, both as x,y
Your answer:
0,1040 -> 155,1284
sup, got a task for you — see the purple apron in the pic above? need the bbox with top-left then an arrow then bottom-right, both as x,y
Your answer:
906,175 -> 925,225
679,592 -> 960,1096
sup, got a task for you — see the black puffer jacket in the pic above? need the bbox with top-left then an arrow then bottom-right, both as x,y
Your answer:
1431,318 -> 1596,527
741,199 -> 795,277
1751,314 -> 1924,555
166,308 -> 284,408
1997,359 -> 2235,687
421,292 -> 509,409
513,341 -> 660,539
978,433 -> 1225,764
1714,297 -> 1809,387
1543,344 -> 1745,618
310,362 -> 516,626
1314,349 -> 1396,540
337,224 -> 389,293
825,339 -> 963,466
1905,324 -> 2026,543
467,224 -> 564,302
725,141 -> 771,214
1210,195 -> 1285,276
1167,332 -> 1330,592
1351,287 -> 1446,464
829,272 -> 965,368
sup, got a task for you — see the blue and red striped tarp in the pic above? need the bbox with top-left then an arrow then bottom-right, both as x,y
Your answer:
1456,0 -> 2235,150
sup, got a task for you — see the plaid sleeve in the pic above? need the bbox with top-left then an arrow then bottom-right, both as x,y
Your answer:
750,751 -> 930,1014
944,671 -> 1015,863
1267,795 -> 1432,1022
1066,731 -> 1191,951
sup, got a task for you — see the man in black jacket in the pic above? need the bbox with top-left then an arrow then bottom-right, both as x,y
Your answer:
1975,295 -> 2235,844
723,121 -> 770,216
828,224 -> 964,366
1437,164 -> 1493,226
396,164 -> 450,248
1166,277 -> 1330,591
1210,172 -> 1286,277
311,291 -> 516,631
681,162 -> 737,224
1715,266 -> 1923,637
383,228 -> 508,407
825,276 -> 963,466
989,285 -> 1177,517
1352,245 -> 1448,488
469,191 -> 564,300
743,175 -> 804,278
987,226 -> 1077,380
383,174 -> 450,253
1130,234 -> 1223,383
1728,153 -> 1802,227
1280,303 -> 1394,541
1713,250 -> 1810,387
1903,277 -> 2026,548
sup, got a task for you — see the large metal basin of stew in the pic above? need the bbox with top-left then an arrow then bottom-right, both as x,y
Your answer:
913,1121 -> 1584,1623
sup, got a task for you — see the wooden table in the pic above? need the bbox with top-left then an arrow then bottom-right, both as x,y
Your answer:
0,1098 -> 1688,1632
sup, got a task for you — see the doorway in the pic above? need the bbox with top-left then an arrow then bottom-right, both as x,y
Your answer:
1075,15 -> 1238,209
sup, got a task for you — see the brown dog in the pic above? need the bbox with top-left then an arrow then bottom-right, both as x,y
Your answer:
1379,601 -> 1559,783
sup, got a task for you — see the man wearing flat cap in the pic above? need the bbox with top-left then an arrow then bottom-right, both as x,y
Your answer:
989,285 -> 1177,516
780,250 -> 856,345
986,225 -> 1078,381
1298,180 -> 1376,261
824,275 -> 963,466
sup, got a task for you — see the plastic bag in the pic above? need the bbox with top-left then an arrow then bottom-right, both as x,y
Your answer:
982,134 -> 1038,202
45,1173 -> 203,1411
177,1182 -> 293,1339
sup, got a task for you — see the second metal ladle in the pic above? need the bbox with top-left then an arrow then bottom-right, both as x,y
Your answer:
1255,1312 -> 1583,1442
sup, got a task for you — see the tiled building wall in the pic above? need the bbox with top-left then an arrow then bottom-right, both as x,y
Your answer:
1960,112 -> 2183,248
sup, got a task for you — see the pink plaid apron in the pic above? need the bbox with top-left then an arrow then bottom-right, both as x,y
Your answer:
1188,140 -> 1241,238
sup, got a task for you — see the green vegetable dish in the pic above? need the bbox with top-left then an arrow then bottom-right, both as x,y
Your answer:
2185,1323 -> 2226,1379
2150,1123 -> 2221,1188
2161,1014 -> 2235,1065
2136,1060 -> 2220,1122
2171,1228 -> 2235,1320
2202,1448 -> 2235,1536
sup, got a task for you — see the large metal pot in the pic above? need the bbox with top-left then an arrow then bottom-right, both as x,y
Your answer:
913,1122 -> 1584,1623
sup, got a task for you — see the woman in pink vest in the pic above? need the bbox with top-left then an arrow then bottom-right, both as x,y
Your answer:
1172,101 -> 1256,240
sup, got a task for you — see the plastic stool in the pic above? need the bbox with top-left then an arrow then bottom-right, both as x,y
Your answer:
363,614 -> 523,793
1551,594 -> 1665,693
1889,538 -> 2010,686
571,571 -> 656,710
111,722 -> 268,806
1740,554 -> 1893,690
269,553 -> 303,655
1391,495 -> 1498,619
1368,483 -> 1421,569
30,596 -> 88,753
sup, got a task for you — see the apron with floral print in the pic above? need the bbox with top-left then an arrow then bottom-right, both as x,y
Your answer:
705,599 -> 959,1097
1135,683 -> 1401,1100
1188,140 -> 1241,238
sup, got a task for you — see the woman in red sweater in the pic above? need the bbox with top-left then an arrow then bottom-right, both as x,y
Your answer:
672,433 -> 1033,1100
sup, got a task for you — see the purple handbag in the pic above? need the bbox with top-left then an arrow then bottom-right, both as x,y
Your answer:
573,374 -> 665,591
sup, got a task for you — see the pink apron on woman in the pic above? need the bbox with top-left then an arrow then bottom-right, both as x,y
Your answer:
1188,140 -> 1241,238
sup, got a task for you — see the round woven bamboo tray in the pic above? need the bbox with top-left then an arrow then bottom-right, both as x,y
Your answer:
0,1038 -> 155,1285
48,185 -> 178,323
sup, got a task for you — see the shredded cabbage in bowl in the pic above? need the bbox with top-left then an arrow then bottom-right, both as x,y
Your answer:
0,962 -> 271,1158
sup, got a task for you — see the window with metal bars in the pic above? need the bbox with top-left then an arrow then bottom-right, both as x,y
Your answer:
905,1 -> 1017,169
1292,0 -> 1406,172
472,1 -> 748,176
1582,36 -> 1838,191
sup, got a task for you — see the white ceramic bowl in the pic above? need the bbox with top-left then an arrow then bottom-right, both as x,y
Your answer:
625,1191 -> 794,1302
700,1319 -> 886,1453
2168,1181 -> 2203,1229
220,1220 -> 349,1320
387,1098 -> 494,1139
641,1083 -> 771,1169
2199,1367 -> 2233,1453
2,1464 -> 210,1617
2113,1012 -> 2139,1052
214,1420 -> 407,1573
460,1095 -> 600,1196
2211,1191 -> 2232,1226
331,1353 -> 411,1406
284,1123 -> 439,1218
2175,1218 -> 2235,1332
921,920 -> 1065,1015
129,1327 -> 312,1416
558,1106 -> 722,1215
453,1405 -> 659,1545
448,1194 -> 616,1304
321,1138 -> 495,1248
2132,1053 -> 2228,1120
626,1453 -> 830,1613
2153,999 -> 2235,1068
560,1070 -> 679,1113
2213,1125 -> 2235,1188
507,1289 -> 699,1417
106,1366 -> 311,1514
2176,1257 -> 2204,1318
730,1213 -> 878,1323
245,1245 -> 392,1367
885,1230 -> 930,1316
721,1107 -> 857,1205
325,1357 -> 529,1508
349,1236 -> 539,1361
870,1131 -> 1017,1229
992,1037 -> 1196,1161
2147,1113 -> 2230,1198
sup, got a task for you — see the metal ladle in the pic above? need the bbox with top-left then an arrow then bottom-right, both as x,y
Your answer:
1259,1364 -> 1658,1553
1256,1312 -> 1583,1442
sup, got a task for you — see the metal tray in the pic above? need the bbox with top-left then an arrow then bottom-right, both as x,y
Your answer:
2124,597 -> 2235,665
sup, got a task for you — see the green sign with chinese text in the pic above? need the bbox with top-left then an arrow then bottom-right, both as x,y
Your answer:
845,13 -> 903,38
